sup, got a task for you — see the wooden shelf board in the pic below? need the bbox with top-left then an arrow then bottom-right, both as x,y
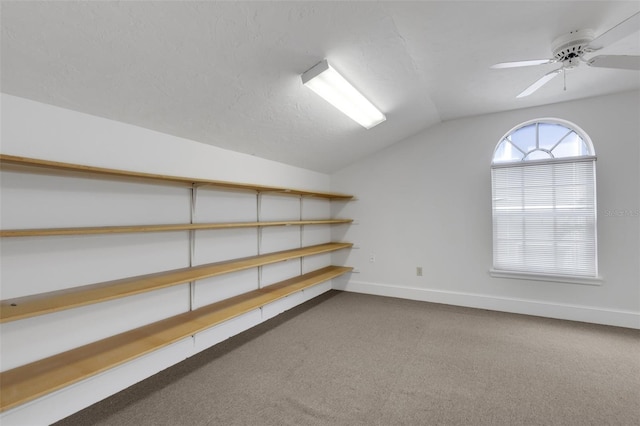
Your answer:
0,219 -> 354,238
0,265 -> 352,412
0,154 -> 353,199
0,243 -> 352,323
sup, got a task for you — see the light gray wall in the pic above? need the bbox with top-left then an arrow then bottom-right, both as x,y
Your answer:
331,90 -> 640,328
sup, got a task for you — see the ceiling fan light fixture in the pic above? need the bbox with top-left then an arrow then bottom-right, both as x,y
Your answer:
301,59 -> 386,129
492,11 -> 640,98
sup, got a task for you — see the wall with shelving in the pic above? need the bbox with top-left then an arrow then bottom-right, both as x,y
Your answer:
0,94 -> 343,424
331,90 -> 639,329
0,93 -> 330,191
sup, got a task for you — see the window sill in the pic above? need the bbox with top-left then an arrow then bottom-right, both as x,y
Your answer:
489,269 -> 603,286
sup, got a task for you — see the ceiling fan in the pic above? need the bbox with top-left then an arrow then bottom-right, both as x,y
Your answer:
491,11 -> 640,98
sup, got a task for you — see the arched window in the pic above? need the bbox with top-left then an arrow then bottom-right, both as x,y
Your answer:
491,118 -> 599,282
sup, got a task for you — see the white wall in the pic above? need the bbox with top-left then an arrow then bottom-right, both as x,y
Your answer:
0,94 -> 336,424
0,94 -> 329,191
331,90 -> 640,329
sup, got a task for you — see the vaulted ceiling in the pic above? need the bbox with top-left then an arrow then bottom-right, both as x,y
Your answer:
2,1 -> 639,173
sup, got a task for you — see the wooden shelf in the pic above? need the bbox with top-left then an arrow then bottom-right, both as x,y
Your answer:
0,153 -> 356,416
0,242 -> 352,323
0,265 -> 353,412
0,154 -> 353,199
0,219 -> 354,238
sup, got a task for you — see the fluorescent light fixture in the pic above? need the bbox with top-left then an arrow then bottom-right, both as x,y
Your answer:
301,60 -> 386,129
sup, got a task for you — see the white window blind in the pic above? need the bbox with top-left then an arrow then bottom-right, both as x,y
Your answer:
492,158 -> 597,277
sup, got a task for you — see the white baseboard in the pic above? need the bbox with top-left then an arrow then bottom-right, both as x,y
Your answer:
0,282 -> 335,425
334,279 -> 640,329
0,338 -> 195,426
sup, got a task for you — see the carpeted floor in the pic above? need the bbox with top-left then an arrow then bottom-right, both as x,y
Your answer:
56,291 -> 640,426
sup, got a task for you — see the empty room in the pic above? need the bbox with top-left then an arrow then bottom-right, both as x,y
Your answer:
0,1 -> 638,425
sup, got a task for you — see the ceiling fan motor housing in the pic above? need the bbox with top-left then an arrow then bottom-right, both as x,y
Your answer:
551,29 -> 595,68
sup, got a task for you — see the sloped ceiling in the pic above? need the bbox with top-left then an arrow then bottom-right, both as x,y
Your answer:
2,1 -> 639,173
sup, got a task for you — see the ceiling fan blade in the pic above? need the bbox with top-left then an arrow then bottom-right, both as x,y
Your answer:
490,59 -> 555,69
516,69 -> 563,98
587,55 -> 640,70
589,11 -> 640,50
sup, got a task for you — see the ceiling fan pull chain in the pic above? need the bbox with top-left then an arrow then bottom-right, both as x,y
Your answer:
563,70 -> 567,91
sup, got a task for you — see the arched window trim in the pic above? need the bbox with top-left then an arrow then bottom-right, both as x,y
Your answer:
490,117 -> 601,285
492,118 -> 596,166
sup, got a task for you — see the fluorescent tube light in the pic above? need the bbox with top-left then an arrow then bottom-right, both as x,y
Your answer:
301,60 -> 386,129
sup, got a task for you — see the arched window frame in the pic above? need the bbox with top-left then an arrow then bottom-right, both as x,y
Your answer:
492,118 -> 596,164
490,118 -> 601,285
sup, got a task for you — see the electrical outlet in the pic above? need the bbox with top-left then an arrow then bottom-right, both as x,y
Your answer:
416,267 -> 423,276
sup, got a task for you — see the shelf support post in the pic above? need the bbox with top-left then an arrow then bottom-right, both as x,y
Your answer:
188,184 -> 199,310
256,191 -> 263,289
299,195 -> 304,275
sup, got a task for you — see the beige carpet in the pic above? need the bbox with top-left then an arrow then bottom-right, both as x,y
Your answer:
56,291 -> 640,426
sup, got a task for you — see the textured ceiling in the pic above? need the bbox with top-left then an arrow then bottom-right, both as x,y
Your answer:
2,1 -> 639,173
